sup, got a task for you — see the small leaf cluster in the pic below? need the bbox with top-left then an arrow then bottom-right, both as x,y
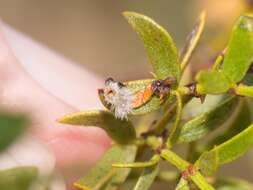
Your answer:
60,11 -> 253,190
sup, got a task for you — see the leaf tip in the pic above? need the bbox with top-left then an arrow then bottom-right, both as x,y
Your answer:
56,117 -> 65,124
122,11 -> 152,25
57,115 -> 71,124
122,11 -> 139,18
122,11 -> 131,17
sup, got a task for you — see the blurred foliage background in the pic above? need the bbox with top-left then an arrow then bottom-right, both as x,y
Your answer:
0,0 -> 253,185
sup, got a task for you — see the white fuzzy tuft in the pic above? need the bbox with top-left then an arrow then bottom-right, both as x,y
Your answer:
104,81 -> 133,120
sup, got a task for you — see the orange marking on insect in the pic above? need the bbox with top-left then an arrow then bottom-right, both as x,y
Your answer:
132,83 -> 154,108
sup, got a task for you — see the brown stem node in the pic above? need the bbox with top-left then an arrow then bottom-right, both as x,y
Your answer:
181,164 -> 197,180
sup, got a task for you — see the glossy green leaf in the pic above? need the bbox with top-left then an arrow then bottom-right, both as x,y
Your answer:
215,177 -> 253,190
177,97 -> 238,143
99,79 -> 161,115
197,122 -> 253,172
180,11 -> 206,71
175,178 -> 190,190
196,101 -> 251,175
196,15 -> 253,95
58,110 -> 136,144
133,165 -> 159,190
222,15 -> 253,83
0,112 -> 29,152
196,70 -> 231,94
123,11 -> 180,80
74,145 -> 137,190
0,166 -> 38,190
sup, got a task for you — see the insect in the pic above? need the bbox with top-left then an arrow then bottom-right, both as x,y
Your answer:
132,77 -> 177,108
99,77 -> 177,119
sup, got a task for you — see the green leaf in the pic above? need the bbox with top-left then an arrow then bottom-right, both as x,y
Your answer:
195,147 -> 219,176
112,154 -> 160,168
175,178 -> 190,190
0,112 -> 29,152
58,110 -> 136,144
222,15 -> 253,83
123,11 -> 180,80
196,70 -> 231,94
206,100 -> 252,148
103,145 -> 137,190
99,79 -> 161,115
180,11 -> 206,71
196,122 -> 253,172
196,15 -> 253,95
133,165 -> 159,190
0,166 -> 38,190
74,145 -> 120,190
215,177 -> 253,190
74,144 -> 137,190
177,97 -> 238,143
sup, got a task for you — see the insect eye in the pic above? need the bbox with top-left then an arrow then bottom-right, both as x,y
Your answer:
154,80 -> 162,87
